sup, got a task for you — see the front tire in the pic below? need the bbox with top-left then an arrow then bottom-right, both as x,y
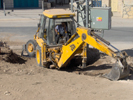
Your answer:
26,40 -> 37,57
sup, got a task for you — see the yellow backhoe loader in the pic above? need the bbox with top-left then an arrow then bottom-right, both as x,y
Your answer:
22,9 -> 130,81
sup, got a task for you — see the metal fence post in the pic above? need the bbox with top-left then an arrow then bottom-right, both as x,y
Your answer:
3,2 -> 6,16
71,0 -> 73,12
86,0 -> 89,28
42,0 -> 44,11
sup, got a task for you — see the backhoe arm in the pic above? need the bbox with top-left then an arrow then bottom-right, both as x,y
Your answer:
57,26 -> 129,81
77,27 -> 117,58
77,27 -> 129,80
58,27 -> 117,68
58,34 -> 84,68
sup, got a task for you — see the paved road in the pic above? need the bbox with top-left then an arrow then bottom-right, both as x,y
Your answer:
104,27 -> 133,42
0,27 -> 37,42
0,27 -> 133,42
0,27 -> 37,35
0,27 -> 133,51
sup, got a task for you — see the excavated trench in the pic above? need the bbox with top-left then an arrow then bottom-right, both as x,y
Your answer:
60,48 -> 133,79
0,42 -> 133,80
60,48 -> 111,76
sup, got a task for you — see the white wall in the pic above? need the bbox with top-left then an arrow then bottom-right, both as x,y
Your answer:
102,0 -> 109,7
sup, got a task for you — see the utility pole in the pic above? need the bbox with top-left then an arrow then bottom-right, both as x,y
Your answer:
85,0 -> 89,28
42,0 -> 45,11
71,0 -> 73,12
3,1 -> 6,16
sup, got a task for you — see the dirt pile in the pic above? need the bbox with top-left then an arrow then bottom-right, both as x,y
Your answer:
0,44 -> 26,64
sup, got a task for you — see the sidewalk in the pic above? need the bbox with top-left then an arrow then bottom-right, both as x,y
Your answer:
0,9 -> 41,27
0,8 -> 133,27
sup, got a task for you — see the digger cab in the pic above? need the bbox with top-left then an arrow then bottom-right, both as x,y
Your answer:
23,9 -> 76,57
38,9 -> 76,45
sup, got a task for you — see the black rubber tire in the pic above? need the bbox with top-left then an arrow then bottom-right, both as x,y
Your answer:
36,45 -> 42,67
26,40 -> 37,57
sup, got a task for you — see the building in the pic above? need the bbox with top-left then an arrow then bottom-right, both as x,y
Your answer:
1,0 -> 133,18
0,0 -> 102,9
102,0 -> 133,18
0,0 -> 70,9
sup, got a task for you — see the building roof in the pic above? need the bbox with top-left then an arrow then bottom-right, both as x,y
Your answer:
43,9 -> 75,18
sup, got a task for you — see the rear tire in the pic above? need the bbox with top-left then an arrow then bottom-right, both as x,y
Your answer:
26,40 -> 37,57
36,45 -> 42,67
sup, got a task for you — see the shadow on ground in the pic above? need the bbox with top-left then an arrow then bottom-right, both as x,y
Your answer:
127,64 -> 133,80
60,48 -> 133,80
0,51 -> 27,64
60,48 -> 112,77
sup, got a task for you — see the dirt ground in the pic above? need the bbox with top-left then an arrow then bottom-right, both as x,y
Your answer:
0,41 -> 133,100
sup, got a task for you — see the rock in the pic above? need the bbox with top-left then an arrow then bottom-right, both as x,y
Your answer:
3,70 -> 7,72
4,91 -> 11,95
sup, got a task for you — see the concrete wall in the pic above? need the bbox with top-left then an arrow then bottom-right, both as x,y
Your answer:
102,0 -> 133,18
118,0 -> 133,18
39,0 -> 52,8
102,0 -> 109,7
117,0 -> 123,13
4,0 -> 13,8
39,0 -> 57,8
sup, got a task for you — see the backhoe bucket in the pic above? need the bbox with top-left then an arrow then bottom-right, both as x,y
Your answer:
103,58 -> 130,81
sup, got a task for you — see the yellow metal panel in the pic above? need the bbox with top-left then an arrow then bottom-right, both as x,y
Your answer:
43,9 -> 75,18
56,26 -> 117,68
76,27 -> 116,57
35,38 -> 44,47
111,0 -> 118,11
58,37 -> 84,68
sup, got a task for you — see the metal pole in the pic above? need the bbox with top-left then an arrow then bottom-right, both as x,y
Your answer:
42,0 -> 44,11
3,2 -> 6,16
90,0 -> 93,7
71,0 -> 73,12
85,0 -> 89,28
86,0 -> 89,52
77,2 -> 79,27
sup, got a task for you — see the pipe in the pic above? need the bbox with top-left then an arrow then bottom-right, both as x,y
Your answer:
3,2 -> 6,16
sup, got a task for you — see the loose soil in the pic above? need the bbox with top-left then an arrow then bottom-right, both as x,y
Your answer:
0,41 -> 133,100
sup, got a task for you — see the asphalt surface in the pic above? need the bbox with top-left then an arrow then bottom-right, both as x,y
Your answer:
0,27 -> 37,35
0,27 -> 133,56
0,27 -> 133,43
104,27 -> 133,42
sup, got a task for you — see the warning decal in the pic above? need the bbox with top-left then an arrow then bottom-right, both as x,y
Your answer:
96,17 -> 102,21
